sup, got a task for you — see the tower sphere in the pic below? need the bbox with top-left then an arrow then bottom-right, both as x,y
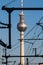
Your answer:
17,21 -> 27,32
17,12 -> 27,32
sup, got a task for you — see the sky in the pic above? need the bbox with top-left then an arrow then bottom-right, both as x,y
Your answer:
0,0 -> 43,65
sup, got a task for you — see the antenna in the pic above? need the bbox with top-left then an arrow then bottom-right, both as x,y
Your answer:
21,0 -> 23,8
21,0 -> 23,13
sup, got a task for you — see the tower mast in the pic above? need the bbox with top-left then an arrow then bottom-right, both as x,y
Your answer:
17,0 -> 27,65
21,0 -> 23,13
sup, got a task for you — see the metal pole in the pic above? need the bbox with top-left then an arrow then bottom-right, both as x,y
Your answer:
33,48 -> 37,56
5,48 -> 8,65
26,58 -> 29,65
8,13 -> 11,48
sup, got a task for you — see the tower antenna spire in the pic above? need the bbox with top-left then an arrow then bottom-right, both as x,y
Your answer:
21,0 -> 23,13
21,0 -> 23,8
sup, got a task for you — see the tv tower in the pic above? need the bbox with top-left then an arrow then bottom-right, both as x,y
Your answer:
17,0 -> 27,65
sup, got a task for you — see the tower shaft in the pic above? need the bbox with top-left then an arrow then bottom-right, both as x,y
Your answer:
20,32 -> 24,65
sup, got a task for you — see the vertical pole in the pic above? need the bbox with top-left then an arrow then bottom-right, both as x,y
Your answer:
5,48 -> 8,65
5,48 -> 6,56
6,57 -> 8,65
26,58 -> 29,65
33,48 -> 37,56
8,13 -> 11,48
